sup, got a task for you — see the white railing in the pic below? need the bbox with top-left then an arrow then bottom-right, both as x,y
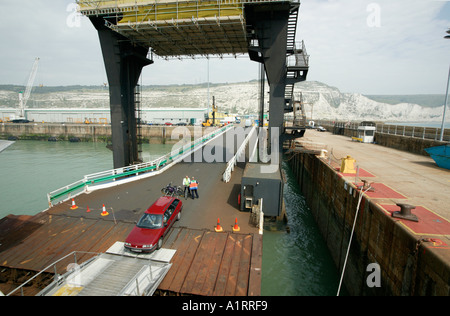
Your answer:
376,123 -> 450,142
48,125 -> 233,207
317,120 -> 450,143
223,125 -> 256,183
8,251 -> 100,296
118,263 -> 171,296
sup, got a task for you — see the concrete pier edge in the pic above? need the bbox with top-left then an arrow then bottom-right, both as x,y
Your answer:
286,149 -> 450,296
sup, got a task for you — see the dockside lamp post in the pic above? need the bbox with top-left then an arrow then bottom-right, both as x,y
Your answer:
440,28 -> 450,142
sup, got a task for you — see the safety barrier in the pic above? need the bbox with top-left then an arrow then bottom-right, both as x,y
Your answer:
222,125 -> 256,183
7,251 -> 100,296
48,125 -> 233,207
318,120 -> 450,142
78,0 -> 300,12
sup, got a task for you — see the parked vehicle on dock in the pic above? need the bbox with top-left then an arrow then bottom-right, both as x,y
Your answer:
124,196 -> 182,253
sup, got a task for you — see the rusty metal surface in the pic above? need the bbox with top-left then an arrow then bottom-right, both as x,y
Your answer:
0,213 -> 133,274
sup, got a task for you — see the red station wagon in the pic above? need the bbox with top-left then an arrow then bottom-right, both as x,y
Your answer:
124,196 -> 182,253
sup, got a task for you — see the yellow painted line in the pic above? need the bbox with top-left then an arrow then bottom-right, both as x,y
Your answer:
52,285 -> 83,296
380,182 -> 409,199
20,258 -> 33,265
377,203 -> 450,237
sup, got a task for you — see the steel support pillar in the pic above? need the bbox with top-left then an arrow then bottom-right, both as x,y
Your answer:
90,17 -> 152,169
245,3 -> 291,153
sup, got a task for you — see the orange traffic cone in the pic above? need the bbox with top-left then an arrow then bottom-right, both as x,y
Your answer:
86,205 -> 91,213
70,199 -> 78,210
233,218 -> 240,232
101,204 -> 109,216
215,218 -> 223,232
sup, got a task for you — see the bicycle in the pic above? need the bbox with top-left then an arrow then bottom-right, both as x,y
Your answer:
161,183 -> 183,197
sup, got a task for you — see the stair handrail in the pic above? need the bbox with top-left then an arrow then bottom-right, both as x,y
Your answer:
7,251 -> 100,296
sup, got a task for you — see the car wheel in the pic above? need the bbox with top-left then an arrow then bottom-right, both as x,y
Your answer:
177,211 -> 181,221
157,237 -> 163,250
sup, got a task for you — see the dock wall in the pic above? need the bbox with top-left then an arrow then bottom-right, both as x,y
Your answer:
373,133 -> 446,156
320,122 -> 448,156
287,152 -> 449,296
0,123 -> 197,144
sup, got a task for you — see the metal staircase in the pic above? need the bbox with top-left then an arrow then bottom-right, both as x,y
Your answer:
285,40 -> 309,112
286,3 -> 299,55
135,83 -> 143,164
246,2 -> 309,113
284,3 -> 309,113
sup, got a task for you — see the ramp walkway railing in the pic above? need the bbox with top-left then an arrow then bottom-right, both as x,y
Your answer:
223,125 -> 256,183
6,251 -> 100,296
48,125 -> 232,207
8,250 -> 172,296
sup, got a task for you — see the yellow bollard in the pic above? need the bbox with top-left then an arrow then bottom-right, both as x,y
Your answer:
340,155 -> 357,174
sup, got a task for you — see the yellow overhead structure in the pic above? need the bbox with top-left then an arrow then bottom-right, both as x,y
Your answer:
78,0 -> 242,22
120,1 -> 242,23
76,0 -> 268,57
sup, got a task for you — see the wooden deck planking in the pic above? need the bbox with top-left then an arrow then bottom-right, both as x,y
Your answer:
224,234 -> 245,296
248,234 -> 262,296
36,217 -> 99,270
0,214 -> 130,274
1,214 -> 73,270
84,221 -> 132,253
1,210 -> 261,296
0,215 -> 33,246
213,233 -> 236,296
1,217 -> 261,296
196,232 -> 229,296
235,234 -> 252,296
162,229 -> 204,293
156,228 -> 258,296
180,231 -> 215,294
182,231 -> 226,295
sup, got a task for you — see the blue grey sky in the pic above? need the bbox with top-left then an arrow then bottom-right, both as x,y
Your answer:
0,0 -> 449,94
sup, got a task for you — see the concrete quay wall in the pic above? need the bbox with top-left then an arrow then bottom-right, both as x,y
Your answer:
320,123 -> 448,156
287,152 -> 450,296
0,123 -> 198,144
373,133 -> 446,156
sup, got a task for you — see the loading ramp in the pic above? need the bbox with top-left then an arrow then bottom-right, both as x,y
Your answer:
38,244 -> 175,296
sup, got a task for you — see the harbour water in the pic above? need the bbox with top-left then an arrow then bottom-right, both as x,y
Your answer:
0,140 -> 341,296
260,162 -> 342,296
